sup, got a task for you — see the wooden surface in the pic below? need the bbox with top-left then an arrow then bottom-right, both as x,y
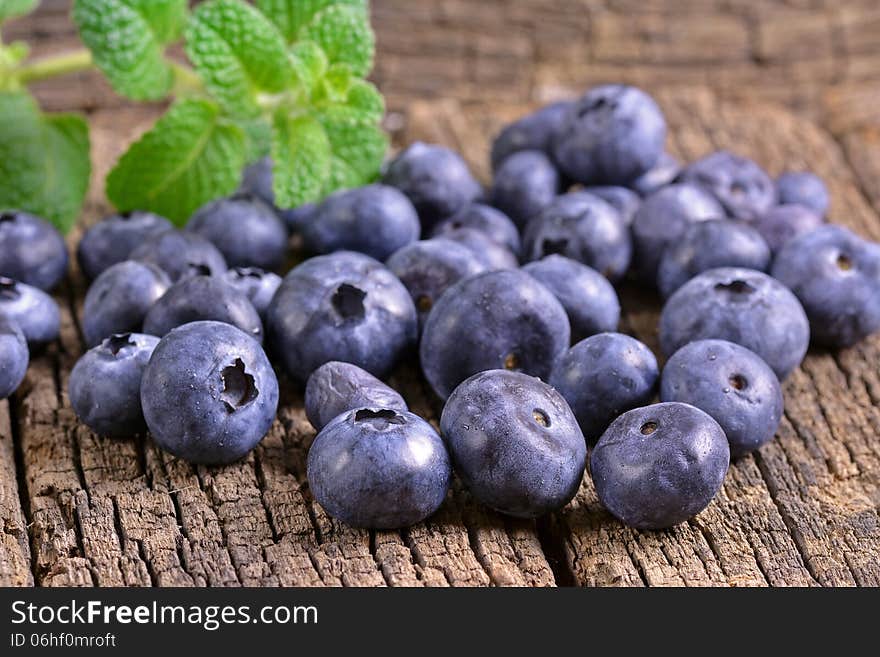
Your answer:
1,88 -> 880,587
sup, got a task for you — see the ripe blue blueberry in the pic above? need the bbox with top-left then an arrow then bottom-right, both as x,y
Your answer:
307,408 -> 451,529
657,219 -> 772,298
430,203 -> 521,256
221,267 -> 281,320
680,150 -> 776,221
591,402 -> 730,529
659,267 -> 809,380
299,184 -> 420,261
552,84 -> 666,185
0,317 -> 28,399
754,203 -> 823,254
440,369 -> 586,518
383,141 -> 482,228
776,171 -> 829,216
281,202 -> 316,234
771,224 -> 880,347
522,191 -> 631,281
238,156 -> 275,206
489,150 -> 560,229
130,229 -> 227,282
386,238 -> 487,330
490,101 -> 572,170
267,251 -> 417,385
584,186 -> 640,226
432,226 -> 518,271
143,274 -> 263,342
522,255 -> 620,342
631,183 -> 724,283
304,361 -> 408,432
77,211 -> 172,280
0,211 -> 68,291
549,332 -> 658,444
141,321 -> 279,464
660,339 -> 783,458
82,260 -> 170,347
188,193 -> 288,270
0,277 -> 60,346
629,152 -> 681,196
420,269 -> 570,400
69,333 -> 159,437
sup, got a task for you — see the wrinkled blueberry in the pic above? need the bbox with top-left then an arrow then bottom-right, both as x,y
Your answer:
661,339 -> 783,458
754,203 -> 823,254
221,267 -> 281,320
584,186 -> 640,226
490,101 -> 572,170
0,316 -> 27,399
308,408 -> 450,529
549,332 -> 658,444
629,152 -> 681,196
130,229 -> 227,282
490,150 -> 560,229
430,203 -> 521,256
659,267 -> 809,380
0,277 -> 60,346
267,251 -> 417,385
82,260 -> 170,347
0,210 -> 68,291
69,333 -> 159,437
522,255 -> 620,342
77,211 -> 172,280
772,224 -> 880,347
552,84 -> 666,185
591,402 -> 730,529
680,150 -> 776,221
440,369 -> 586,518
433,226 -> 518,271
776,171 -> 829,216
420,269 -> 570,400
238,156 -> 275,206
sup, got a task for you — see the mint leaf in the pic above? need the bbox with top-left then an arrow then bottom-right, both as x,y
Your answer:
271,112 -> 330,208
0,0 -> 38,21
319,119 -> 387,193
73,0 -> 186,101
186,0 -> 292,118
241,117 -> 272,163
302,5 -> 374,77
289,40 -> 328,97
107,98 -> 246,224
0,92 -> 90,233
315,75 -> 383,125
255,0 -> 366,44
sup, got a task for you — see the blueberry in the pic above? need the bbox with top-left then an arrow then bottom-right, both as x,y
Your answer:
420,269 -> 570,400
591,402 -> 729,529
280,202 -> 316,234
552,84 -> 666,185
77,211 -> 172,280
680,150 -> 776,221
267,251 -> 417,385
143,274 -> 263,342
753,203 -> 823,254
659,267 -> 809,380
304,361 -> 408,432
628,152 -> 681,196
549,333 -> 658,444
307,408 -> 450,529
631,183 -> 724,283
0,317 -> 27,399
522,191 -> 631,281
771,224 -> 880,347
522,255 -> 620,342
776,171 -> 829,216
0,211 -> 68,291
188,193 -> 288,270
660,339 -> 783,458
490,101 -> 573,170
238,156 -> 275,206
489,150 -> 560,229
141,321 -> 279,464
430,203 -> 521,256
657,219 -> 772,298
584,186 -> 640,226
383,142 -> 482,228
69,333 -> 159,437
435,226 -> 518,271
130,229 -> 228,282
82,261 -> 170,347
440,369 -> 586,518
221,267 -> 281,320
386,238 -> 487,330
0,277 -> 60,346
299,184 -> 420,261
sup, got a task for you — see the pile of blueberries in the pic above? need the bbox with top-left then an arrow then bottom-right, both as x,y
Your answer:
3,83 -> 880,532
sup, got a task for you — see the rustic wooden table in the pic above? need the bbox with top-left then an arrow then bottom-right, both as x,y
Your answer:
1,87 -> 879,587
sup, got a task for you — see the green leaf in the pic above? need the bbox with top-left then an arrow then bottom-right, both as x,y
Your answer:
271,112 -> 330,208
73,0 -> 187,101
255,0 -> 366,44
0,0 -> 38,21
106,98 -> 246,224
302,5 -> 375,77
0,92 -> 90,234
315,76 -> 383,125
288,40 -> 328,97
185,0 -> 293,118
320,119 -> 387,193
241,117 -> 272,163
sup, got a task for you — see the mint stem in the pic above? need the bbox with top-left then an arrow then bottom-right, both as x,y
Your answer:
16,49 -> 94,83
